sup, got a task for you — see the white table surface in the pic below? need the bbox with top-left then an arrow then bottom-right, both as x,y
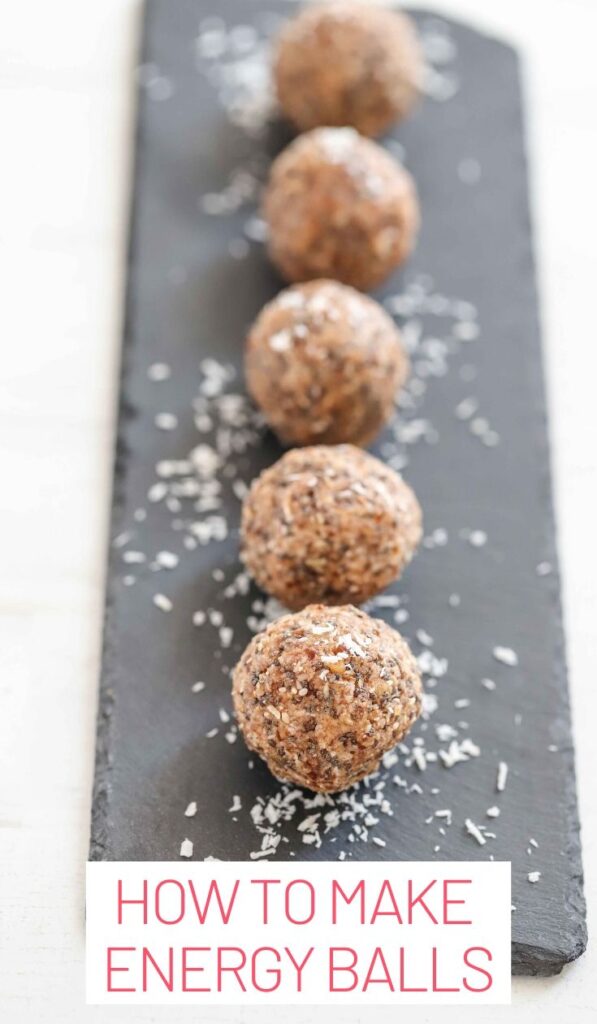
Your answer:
1,1 -> 596,1021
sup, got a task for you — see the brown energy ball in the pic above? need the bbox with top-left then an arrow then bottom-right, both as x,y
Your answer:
240,444 -> 422,609
273,3 -> 423,137
262,127 -> 419,290
245,280 -> 408,447
232,603 -> 423,792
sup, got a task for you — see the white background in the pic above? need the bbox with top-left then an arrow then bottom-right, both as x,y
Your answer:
0,0 -> 596,1021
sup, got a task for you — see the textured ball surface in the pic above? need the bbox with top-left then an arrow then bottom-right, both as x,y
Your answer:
245,280 -> 408,447
263,127 -> 419,291
240,445 -> 422,609
232,604 -> 423,792
273,3 -> 423,137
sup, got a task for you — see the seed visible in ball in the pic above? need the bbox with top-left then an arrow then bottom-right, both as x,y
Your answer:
274,3 -> 424,137
232,603 -> 423,793
262,127 -> 419,291
240,445 -> 422,610
245,280 -> 409,447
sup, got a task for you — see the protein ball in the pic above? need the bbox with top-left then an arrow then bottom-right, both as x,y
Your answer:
263,127 -> 419,290
232,603 -> 423,792
273,3 -> 423,137
240,444 -> 422,609
245,280 -> 409,447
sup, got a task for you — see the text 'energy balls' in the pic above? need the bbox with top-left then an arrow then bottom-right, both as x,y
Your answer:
240,445 -> 422,609
245,280 -> 409,447
273,3 -> 423,137
232,604 -> 423,792
263,127 -> 419,291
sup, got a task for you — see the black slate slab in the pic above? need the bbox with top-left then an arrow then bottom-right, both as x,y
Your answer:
90,0 -> 587,976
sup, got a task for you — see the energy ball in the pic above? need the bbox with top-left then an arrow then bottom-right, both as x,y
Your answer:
263,127 -> 419,290
245,280 -> 408,447
232,603 -> 423,792
273,3 -> 423,137
240,444 -> 422,609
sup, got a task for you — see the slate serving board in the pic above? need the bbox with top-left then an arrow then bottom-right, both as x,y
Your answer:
90,0 -> 587,976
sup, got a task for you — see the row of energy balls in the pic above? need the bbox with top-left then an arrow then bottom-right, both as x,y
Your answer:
232,4 -> 426,795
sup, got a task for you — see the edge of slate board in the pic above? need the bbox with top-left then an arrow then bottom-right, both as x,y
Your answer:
89,0 -> 148,863
486,28 -> 587,978
89,0 -> 587,976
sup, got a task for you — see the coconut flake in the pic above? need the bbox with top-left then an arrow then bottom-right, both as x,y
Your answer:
496,762 -> 508,792
493,646 -> 518,667
465,819 -> 486,846
180,838 -> 193,858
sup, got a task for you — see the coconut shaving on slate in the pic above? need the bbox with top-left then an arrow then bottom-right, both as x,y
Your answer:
122,13 -> 554,886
